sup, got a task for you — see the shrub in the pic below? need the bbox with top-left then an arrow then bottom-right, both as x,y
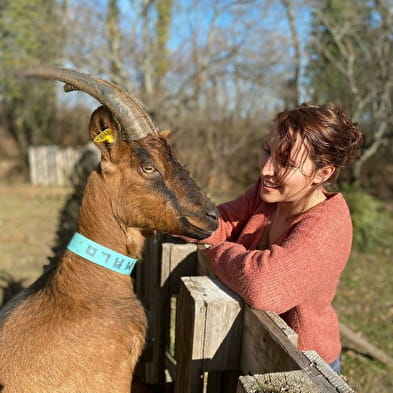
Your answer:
341,185 -> 391,252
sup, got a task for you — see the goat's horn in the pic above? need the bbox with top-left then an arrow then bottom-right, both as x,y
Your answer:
22,67 -> 159,139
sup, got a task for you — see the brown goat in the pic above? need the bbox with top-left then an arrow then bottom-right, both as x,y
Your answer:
0,68 -> 218,393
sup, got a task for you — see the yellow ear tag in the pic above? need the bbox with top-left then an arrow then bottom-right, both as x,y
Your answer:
160,130 -> 171,138
93,128 -> 115,143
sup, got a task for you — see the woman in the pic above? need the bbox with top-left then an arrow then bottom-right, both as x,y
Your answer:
199,103 -> 363,374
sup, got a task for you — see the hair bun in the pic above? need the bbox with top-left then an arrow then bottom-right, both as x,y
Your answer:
331,104 -> 363,167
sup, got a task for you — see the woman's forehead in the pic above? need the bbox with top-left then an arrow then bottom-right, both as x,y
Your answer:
266,130 -> 310,163
266,129 -> 305,149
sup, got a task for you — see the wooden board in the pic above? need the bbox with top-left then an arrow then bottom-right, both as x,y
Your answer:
137,239 -> 198,384
237,371 -> 320,393
174,276 -> 243,393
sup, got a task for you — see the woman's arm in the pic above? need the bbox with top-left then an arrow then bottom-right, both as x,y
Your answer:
205,209 -> 351,313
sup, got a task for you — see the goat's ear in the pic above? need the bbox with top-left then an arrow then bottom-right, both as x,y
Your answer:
89,106 -> 121,161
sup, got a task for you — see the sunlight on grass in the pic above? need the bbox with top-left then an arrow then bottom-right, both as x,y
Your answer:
334,249 -> 393,392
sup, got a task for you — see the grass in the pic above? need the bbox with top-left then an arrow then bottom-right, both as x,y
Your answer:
334,250 -> 393,392
0,184 -> 71,291
0,183 -> 392,391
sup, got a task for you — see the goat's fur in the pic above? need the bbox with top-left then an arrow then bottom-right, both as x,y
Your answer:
0,106 -> 217,392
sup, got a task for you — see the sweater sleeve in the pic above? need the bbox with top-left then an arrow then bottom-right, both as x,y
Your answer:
205,208 -> 350,314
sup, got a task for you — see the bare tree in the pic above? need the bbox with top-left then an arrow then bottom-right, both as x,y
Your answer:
280,0 -> 301,107
9,0 -> 314,192
106,0 -> 129,86
310,0 -> 393,185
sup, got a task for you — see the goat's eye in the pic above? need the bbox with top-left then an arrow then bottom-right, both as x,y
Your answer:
141,165 -> 156,174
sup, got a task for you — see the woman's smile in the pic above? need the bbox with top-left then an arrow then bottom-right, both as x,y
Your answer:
262,179 -> 280,190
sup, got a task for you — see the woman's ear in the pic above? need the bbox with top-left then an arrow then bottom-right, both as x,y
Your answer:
313,165 -> 335,185
89,105 -> 121,162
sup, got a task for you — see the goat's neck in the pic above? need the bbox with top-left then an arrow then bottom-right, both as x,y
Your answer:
44,170 -> 145,301
77,170 -> 145,260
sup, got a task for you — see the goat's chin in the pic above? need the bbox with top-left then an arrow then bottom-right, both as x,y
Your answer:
178,218 -> 215,240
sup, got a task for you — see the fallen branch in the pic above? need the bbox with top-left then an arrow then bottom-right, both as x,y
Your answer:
340,322 -> 393,370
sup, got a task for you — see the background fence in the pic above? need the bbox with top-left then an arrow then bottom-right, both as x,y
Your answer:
135,235 -> 355,393
28,144 -> 100,186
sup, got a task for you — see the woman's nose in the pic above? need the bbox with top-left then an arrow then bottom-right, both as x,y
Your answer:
260,157 -> 275,176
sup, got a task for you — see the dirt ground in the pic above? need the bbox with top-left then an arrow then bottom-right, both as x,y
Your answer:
0,183 -> 392,392
0,184 -> 71,286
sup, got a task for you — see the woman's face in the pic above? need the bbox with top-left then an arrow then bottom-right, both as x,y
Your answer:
258,132 -> 320,205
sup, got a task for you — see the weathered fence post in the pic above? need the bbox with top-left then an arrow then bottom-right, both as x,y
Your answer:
136,238 -> 199,384
174,276 -> 243,393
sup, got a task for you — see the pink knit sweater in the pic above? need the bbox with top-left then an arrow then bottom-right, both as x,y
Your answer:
202,178 -> 352,363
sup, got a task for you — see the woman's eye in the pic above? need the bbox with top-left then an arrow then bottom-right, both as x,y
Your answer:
142,165 -> 156,174
263,145 -> 271,155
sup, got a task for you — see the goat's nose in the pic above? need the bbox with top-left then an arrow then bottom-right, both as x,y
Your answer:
205,207 -> 218,226
206,208 -> 218,219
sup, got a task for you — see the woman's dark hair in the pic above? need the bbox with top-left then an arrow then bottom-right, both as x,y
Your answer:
270,103 -> 363,182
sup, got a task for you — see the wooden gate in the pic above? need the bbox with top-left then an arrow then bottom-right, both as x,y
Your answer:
135,235 -> 354,393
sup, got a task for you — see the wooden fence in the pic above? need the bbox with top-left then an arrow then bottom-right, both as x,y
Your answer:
28,144 -> 100,186
135,235 -> 355,393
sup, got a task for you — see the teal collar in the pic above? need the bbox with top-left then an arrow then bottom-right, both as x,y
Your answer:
66,232 -> 138,275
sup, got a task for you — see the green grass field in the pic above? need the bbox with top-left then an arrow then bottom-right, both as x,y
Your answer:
334,250 -> 393,392
0,184 -> 392,392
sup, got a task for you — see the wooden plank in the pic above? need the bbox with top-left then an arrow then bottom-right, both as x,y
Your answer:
161,241 -> 198,294
57,146 -> 83,186
135,233 -> 163,383
174,276 -> 243,393
28,147 -> 37,185
200,278 -> 243,371
56,148 -> 65,185
303,351 -> 355,393
237,352 -> 355,393
136,239 -> 198,384
141,233 -> 162,310
265,310 -> 298,347
48,146 -> 58,185
154,241 -> 197,382
41,147 -> 50,185
196,245 -> 214,276
241,307 -> 299,375
240,308 -> 339,393
32,146 -> 44,185
28,145 -> 92,186
237,371 -> 320,393
174,277 -> 207,393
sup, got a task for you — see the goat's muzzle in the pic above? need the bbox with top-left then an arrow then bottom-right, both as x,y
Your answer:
180,206 -> 218,240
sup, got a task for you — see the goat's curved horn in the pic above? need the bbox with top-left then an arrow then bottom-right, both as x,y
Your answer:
23,67 -> 159,139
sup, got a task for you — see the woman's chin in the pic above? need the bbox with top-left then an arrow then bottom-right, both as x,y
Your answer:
260,189 -> 280,203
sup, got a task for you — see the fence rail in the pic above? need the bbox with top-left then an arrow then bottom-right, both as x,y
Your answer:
135,235 -> 355,393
